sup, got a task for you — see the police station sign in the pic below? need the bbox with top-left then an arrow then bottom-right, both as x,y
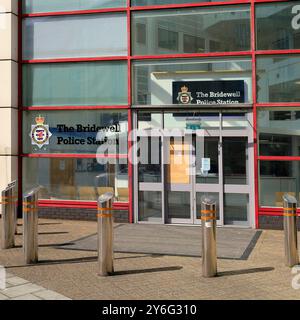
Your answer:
173,80 -> 245,105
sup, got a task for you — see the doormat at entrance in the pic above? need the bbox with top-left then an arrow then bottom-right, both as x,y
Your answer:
58,224 -> 262,260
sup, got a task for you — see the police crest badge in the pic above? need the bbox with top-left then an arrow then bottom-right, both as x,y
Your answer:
177,85 -> 193,104
30,115 -> 52,149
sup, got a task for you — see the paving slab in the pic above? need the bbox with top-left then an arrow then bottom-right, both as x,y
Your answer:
0,292 -> 9,300
2,283 -> 47,298
34,290 -> 71,300
11,294 -> 42,300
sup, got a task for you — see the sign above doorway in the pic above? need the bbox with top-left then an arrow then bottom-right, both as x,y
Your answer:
173,80 -> 245,105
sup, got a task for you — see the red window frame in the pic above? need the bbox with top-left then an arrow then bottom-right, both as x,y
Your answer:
19,0 -> 300,227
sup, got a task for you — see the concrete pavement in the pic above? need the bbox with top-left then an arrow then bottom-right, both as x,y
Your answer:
0,219 -> 299,300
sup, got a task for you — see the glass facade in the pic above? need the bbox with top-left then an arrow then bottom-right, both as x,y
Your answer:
256,2 -> 300,51
258,108 -> 300,157
259,161 -> 300,208
23,110 -> 128,154
23,14 -> 127,60
20,0 -> 300,226
132,0 -> 237,6
23,62 -> 128,107
133,58 -> 252,105
257,55 -> 300,103
23,0 -> 126,13
23,157 -> 128,202
132,6 -> 250,56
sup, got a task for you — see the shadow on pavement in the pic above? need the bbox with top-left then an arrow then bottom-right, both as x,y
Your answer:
217,267 -> 274,277
4,253 -> 164,268
113,266 -> 183,276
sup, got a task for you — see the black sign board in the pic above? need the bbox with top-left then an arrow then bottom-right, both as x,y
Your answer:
172,80 -> 245,105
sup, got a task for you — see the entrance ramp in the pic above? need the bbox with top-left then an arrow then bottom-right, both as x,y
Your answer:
59,224 -> 262,260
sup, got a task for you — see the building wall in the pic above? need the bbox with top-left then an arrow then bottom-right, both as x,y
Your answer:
0,0 -> 18,193
12,1 -> 300,228
38,207 -> 129,223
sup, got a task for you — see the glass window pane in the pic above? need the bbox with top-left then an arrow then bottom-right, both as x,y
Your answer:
256,2 -> 300,50
132,0 -> 238,6
224,193 -> 248,225
23,157 -> 128,202
164,112 -> 219,130
222,112 -> 248,129
23,110 -> 128,154
138,191 -> 162,222
23,61 -> 128,107
167,191 -> 190,219
259,161 -> 299,208
23,14 -> 127,60
138,112 -> 162,129
132,6 -> 250,55
138,137 -> 162,183
133,58 -> 252,105
223,137 -> 247,185
257,55 -> 300,103
23,0 -> 126,13
196,137 -> 219,184
258,107 -> 300,157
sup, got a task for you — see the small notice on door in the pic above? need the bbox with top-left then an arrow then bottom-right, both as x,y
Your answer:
201,158 -> 211,172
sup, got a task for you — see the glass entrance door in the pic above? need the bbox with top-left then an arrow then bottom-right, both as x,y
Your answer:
134,111 -> 254,227
165,135 -> 193,223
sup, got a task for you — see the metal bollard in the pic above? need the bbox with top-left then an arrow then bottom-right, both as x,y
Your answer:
283,194 -> 299,267
97,192 -> 114,276
0,187 -> 15,249
8,181 -> 18,235
23,189 -> 39,264
201,195 -> 217,277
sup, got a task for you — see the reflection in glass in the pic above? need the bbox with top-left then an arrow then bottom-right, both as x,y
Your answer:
222,112 -> 247,129
257,55 -> 300,103
23,61 -> 128,107
196,137 -> 219,184
224,193 -> 248,225
23,158 -> 128,202
22,110 -> 128,154
258,108 -> 300,157
259,161 -> 299,207
132,0 -> 236,5
256,2 -> 300,50
132,6 -> 250,55
23,14 -> 127,60
138,137 -> 162,183
133,58 -> 252,105
23,0 -> 126,13
164,112 -> 219,129
167,191 -> 190,220
138,112 -> 162,129
223,137 -> 247,185
139,191 -> 162,222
